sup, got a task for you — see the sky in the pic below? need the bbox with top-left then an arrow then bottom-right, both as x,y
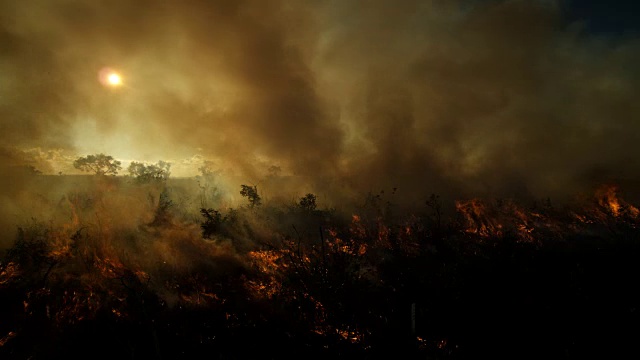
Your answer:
563,0 -> 640,35
1,0 -> 639,202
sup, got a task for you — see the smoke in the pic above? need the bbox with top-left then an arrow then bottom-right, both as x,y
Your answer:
1,0 -> 639,204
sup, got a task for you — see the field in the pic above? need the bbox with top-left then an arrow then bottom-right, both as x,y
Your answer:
1,174 -> 639,359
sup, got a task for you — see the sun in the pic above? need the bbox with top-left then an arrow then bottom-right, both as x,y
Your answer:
107,72 -> 122,86
98,67 -> 124,88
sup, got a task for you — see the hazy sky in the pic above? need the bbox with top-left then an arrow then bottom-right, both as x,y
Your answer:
1,0 -> 639,200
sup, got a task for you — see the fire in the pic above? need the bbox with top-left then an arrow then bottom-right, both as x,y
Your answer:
0,262 -> 19,287
455,199 -> 502,238
350,214 -> 367,240
248,250 -> 284,273
597,185 -> 622,216
455,198 -> 563,243
327,223 -> 369,256
0,331 -> 17,347
245,250 -> 287,299
336,327 -> 365,343
595,184 -> 639,218
313,325 -> 366,344
56,290 -> 101,324
570,185 -> 640,225
2,178 -> 639,357
454,185 -> 640,245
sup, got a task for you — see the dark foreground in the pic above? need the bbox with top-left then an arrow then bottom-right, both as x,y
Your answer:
1,180 -> 639,359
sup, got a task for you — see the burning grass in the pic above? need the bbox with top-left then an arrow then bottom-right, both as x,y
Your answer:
1,181 -> 639,358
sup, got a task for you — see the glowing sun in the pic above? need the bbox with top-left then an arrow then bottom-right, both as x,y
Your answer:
98,67 -> 124,88
107,72 -> 122,86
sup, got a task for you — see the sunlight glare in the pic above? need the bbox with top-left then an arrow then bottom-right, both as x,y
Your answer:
98,67 -> 124,88
107,73 -> 122,86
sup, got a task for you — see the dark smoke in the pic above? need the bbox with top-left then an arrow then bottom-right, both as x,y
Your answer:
1,0 -> 639,205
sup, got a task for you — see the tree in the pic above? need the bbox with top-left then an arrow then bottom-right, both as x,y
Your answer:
200,208 -> 224,239
73,153 -> 122,176
150,188 -> 173,226
128,160 -> 171,183
198,161 -> 219,179
299,193 -> 317,211
267,165 -> 282,177
240,184 -> 261,208
196,161 -> 223,208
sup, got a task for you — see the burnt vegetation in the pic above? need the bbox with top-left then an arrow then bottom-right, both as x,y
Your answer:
1,177 -> 640,359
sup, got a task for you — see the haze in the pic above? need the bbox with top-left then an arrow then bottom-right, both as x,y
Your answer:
1,0 -> 639,202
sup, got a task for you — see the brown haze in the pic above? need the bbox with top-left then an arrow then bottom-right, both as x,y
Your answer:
2,0 -> 640,215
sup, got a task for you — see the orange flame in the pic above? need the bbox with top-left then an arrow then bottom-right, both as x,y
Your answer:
0,331 -> 17,347
596,185 -> 623,217
455,199 -> 502,237
0,262 -> 19,287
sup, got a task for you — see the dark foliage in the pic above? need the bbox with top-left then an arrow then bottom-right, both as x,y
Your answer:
128,161 -> 171,183
73,153 -> 122,176
299,193 -> 317,212
150,188 -> 173,226
200,208 -> 224,239
240,184 -> 261,208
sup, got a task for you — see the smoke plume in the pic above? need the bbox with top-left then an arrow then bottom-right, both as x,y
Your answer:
1,0 -> 639,204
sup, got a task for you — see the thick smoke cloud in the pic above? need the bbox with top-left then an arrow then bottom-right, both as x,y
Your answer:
1,0 -> 639,204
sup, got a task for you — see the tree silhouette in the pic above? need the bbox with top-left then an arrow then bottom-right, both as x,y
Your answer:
128,161 -> 171,183
240,184 -> 261,208
73,153 -> 122,175
299,193 -> 317,211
